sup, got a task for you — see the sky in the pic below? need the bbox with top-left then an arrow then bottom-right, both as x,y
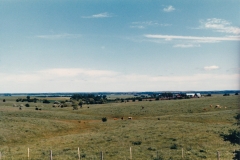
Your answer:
0,0 -> 239,93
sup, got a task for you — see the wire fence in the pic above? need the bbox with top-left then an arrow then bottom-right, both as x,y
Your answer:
0,147 -> 238,160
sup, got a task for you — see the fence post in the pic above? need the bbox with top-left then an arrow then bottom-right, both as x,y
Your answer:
130,147 -> 132,160
100,151 -> 103,160
217,151 -> 220,160
50,150 -> 52,160
78,147 -> 80,160
28,148 -> 29,159
182,148 -> 184,158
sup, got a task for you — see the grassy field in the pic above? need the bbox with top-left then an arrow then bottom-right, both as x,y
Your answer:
0,95 -> 239,160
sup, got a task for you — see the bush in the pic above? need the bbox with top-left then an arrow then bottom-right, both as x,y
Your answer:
170,144 -> 178,149
25,104 -> 30,107
233,150 -> 240,160
42,99 -> 50,103
102,117 -> 107,122
3,99 -> 5,102
223,93 -> 230,96
132,141 -> 141,145
221,129 -> 240,145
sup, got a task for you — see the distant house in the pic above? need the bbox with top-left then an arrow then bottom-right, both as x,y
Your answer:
195,93 -> 201,98
186,93 -> 195,98
186,93 -> 201,98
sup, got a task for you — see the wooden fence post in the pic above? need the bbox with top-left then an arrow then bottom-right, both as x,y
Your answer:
28,148 -> 29,159
100,151 -> 103,160
217,151 -> 220,160
50,150 -> 52,160
78,147 -> 80,160
130,147 -> 132,160
182,148 -> 184,158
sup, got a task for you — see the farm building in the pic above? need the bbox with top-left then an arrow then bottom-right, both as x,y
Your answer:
186,93 -> 201,98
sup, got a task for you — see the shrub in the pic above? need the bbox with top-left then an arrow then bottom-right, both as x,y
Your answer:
42,99 -> 50,103
170,144 -> 178,149
221,129 -> 240,145
102,117 -> 107,122
147,147 -> 156,151
132,141 -> 141,145
25,104 -> 30,107
3,99 -> 5,102
233,150 -> 240,160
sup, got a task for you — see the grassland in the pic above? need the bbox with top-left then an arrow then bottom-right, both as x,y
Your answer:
0,95 -> 239,160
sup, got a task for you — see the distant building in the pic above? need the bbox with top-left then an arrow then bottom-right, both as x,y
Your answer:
186,93 -> 201,98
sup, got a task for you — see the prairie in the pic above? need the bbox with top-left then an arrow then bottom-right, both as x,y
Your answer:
0,95 -> 239,160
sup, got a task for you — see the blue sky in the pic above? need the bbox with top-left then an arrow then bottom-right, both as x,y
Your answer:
0,0 -> 239,93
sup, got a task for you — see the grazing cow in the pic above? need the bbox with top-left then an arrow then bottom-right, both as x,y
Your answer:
128,117 -> 132,120
121,117 -> 123,120
215,105 -> 221,108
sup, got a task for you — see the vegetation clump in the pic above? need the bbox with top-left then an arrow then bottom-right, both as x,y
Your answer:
132,141 -> 142,145
170,144 -> 178,149
220,113 -> 240,145
102,117 -> 107,122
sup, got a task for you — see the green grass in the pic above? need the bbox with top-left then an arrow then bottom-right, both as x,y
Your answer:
0,95 -> 239,159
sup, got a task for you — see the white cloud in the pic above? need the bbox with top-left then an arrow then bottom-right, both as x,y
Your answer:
163,5 -> 175,12
204,65 -> 219,71
173,44 -> 200,48
36,33 -> 81,39
0,68 -> 239,92
199,18 -> 240,35
130,21 -> 171,29
144,34 -> 240,42
82,12 -> 113,18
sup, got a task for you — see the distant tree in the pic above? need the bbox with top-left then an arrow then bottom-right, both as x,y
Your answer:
235,92 -> 239,95
25,104 -> 30,107
223,93 -> 230,96
79,101 -> 83,108
71,100 -> 78,110
3,99 -> 6,102
26,96 -> 30,100
42,99 -> 50,103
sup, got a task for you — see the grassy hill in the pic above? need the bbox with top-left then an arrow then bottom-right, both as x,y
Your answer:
0,95 -> 239,159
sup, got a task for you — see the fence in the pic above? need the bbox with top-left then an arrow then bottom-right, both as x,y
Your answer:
0,147 -> 238,160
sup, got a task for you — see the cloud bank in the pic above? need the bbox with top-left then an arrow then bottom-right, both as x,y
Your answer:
0,68 -> 239,92
199,18 -> 240,35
